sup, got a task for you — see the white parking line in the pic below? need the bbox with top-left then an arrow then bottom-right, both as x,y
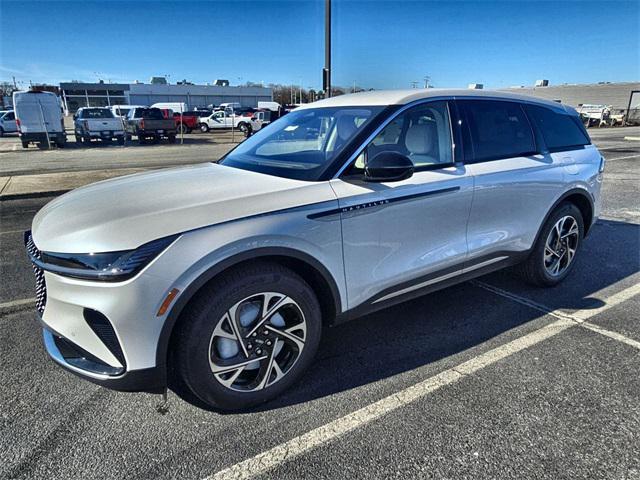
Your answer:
206,281 -> 640,480
0,297 -> 35,314
603,153 -> 640,161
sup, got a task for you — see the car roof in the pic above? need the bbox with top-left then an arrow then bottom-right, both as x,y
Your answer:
298,89 -> 568,112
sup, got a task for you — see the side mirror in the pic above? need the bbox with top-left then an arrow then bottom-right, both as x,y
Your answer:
365,151 -> 414,182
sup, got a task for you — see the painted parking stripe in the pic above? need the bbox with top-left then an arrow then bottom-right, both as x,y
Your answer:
206,281 -> 640,480
473,279 -> 640,350
0,297 -> 35,314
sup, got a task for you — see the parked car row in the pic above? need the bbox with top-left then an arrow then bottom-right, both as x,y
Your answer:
7,89 -> 287,149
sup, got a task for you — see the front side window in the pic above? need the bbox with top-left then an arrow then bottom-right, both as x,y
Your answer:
221,106 -> 383,181
460,100 -> 536,162
3,112 -> 15,120
347,101 -> 454,174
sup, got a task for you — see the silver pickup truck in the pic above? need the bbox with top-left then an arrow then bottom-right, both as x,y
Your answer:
73,107 -> 125,145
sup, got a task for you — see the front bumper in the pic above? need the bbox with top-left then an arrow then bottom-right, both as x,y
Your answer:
39,316 -> 164,392
24,231 -> 176,393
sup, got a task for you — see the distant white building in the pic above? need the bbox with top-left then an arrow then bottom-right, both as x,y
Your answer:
500,81 -> 640,112
59,82 -> 273,113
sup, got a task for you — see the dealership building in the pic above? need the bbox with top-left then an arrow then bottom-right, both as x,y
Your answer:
59,82 -> 273,113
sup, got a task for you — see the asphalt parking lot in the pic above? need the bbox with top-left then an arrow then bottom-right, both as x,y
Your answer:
0,128 -> 638,479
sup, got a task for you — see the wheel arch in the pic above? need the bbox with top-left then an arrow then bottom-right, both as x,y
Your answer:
534,188 -> 595,246
155,247 -> 342,381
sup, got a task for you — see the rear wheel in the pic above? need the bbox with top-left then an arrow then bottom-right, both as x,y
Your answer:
518,202 -> 584,287
176,123 -> 187,135
174,262 -> 322,411
21,141 -> 29,149
168,134 -> 177,144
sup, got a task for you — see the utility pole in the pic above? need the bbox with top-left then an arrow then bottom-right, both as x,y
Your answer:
323,0 -> 331,97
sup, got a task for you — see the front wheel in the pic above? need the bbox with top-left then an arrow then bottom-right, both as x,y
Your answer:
174,262 -> 322,411
199,123 -> 209,133
518,202 -> 584,287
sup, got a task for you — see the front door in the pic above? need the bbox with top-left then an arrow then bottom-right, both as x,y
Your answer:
331,100 -> 474,310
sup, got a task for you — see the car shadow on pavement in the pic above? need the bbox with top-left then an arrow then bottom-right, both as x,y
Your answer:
172,219 -> 639,413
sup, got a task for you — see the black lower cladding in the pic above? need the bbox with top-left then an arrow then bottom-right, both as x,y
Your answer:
83,308 -> 127,367
24,231 -> 47,314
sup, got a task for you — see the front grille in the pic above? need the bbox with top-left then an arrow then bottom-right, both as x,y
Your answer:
25,232 -> 47,314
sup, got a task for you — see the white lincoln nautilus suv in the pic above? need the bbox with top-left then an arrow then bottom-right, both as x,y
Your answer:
26,90 -> 603,410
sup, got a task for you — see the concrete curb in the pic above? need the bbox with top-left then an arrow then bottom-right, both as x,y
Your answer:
0,189 -> 70,201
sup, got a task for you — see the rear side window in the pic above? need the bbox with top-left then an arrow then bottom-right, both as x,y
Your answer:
460,100 -> 536,162
525,104 -> 590,152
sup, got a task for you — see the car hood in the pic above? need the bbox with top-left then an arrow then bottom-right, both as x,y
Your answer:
32,163 -> 336,252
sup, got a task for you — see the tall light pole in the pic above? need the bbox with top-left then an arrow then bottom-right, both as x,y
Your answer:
323,0 -> 331,98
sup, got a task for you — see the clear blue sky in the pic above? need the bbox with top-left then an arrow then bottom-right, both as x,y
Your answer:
0,0 -> 638,90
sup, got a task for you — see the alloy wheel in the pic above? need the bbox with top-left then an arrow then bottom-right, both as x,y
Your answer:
544,215 -> 579,277
208,292 -> 307,392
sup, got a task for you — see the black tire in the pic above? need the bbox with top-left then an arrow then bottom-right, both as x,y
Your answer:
138,136 -> 146,145
74,134 -> 82,144
518,202 -> 584,287
117,136 -> 125,146
56,139 -> 66,148
238,122 -> 248,133
176,123 -> 187,135
0,127 -> 4,137
168,134 -> 177,144
21,141 -> 29,149
174,262 -> 322,411
199,123 -> 209,133
126,133 -> 132,141
37,141 -> 48,150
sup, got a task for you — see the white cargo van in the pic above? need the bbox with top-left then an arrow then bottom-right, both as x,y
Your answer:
13,91 -> 67,148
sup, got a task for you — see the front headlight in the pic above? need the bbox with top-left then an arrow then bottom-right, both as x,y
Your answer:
33,234 -> 179,282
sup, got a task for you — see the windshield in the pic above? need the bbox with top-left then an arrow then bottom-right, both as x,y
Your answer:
220,106 -> 384,181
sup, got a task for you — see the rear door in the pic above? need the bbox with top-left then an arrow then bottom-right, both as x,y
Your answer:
458,99 -> 567,265
15,95 -> 43,133
39,94 -> 63,133
331,100 -> 474,310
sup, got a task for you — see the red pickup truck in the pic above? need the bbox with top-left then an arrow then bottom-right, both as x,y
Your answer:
159,109 -> 201,134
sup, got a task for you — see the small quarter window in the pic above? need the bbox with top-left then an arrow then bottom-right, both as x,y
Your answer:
525,104 -> 590,152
